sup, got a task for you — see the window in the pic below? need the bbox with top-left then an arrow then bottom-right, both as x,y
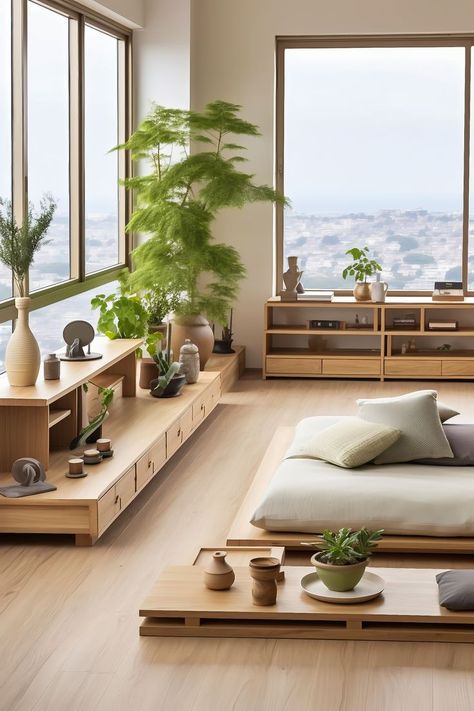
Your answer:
28,1 -> 70,290
84,25 -> 120,274
278,39 -> 474,293
0,1 -> 130,327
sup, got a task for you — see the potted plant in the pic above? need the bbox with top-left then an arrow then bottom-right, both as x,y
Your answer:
342,246 -> 382,301
303,527 -> 383,592
115,100 -> 287,368
0,195 -> 56,385
150,351 -> 186,398
70,384 -> 114,449
143,287 -> 180,346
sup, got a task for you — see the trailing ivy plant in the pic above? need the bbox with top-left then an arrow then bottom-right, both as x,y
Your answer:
0,195 -> 56,296
115,100 -> 288,324
342,246 -> 382,284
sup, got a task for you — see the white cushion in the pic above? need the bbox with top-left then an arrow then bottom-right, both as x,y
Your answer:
357,390 -> 453,464
285,416 -> 400,468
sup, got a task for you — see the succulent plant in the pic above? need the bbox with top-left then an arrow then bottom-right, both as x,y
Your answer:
302,527 -> 384,566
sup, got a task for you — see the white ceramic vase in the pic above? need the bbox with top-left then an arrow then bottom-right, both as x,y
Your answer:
5,297 -> 41,386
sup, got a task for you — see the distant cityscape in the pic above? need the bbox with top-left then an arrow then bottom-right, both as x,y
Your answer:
284,209 -> 469,291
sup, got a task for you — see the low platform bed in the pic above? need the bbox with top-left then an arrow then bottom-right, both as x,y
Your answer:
227,427 -> 474,554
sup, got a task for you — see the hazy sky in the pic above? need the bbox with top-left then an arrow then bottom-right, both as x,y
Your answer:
285,47 -> 466,214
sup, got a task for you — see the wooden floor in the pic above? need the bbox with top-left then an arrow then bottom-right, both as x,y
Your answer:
2,374 -> 474,711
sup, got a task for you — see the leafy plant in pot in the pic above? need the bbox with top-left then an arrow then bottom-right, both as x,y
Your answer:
143,286 -> 180,348
115,100 -> 287,368
0,195 -> 56,386
303,527 -> 384,592
150,351 -> 186,398
342,246 -> 382,302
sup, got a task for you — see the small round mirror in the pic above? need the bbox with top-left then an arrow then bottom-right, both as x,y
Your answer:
61,320 -> 102,361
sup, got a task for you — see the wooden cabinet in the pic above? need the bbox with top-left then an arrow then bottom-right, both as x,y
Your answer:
322,359 -> 380,376
266,356 -> 322,375
98,465 -> 136,535
385,360 -> 442,377
442,360 -> 474,376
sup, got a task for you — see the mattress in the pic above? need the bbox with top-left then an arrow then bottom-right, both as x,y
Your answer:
250,416 -> 474,537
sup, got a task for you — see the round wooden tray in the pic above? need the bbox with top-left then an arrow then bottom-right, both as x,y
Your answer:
301,571 -> 384,604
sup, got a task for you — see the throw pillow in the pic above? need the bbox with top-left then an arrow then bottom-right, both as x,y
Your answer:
294,416 -> 400,468
438,401 -> 460,423
436,570 -> 474,611
416,424 -> 474,465
357,390 -> 454,464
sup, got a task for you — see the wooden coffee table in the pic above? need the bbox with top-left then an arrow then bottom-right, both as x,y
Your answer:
139,549 -> 474,643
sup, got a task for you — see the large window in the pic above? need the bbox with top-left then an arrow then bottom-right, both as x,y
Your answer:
278,39 -> 474,293
0,0 -> 130,329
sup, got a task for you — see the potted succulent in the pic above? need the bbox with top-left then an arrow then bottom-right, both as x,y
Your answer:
0,195 -> 56,385
342,246 -> 382,301
303,527 -> 383,592
115,100 -> 287,368
150,351 -> 186,398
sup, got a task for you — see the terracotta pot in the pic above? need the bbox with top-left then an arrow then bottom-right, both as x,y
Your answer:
5,297 -> 41,386
171,315 -> 214,370
139,358 -> 158,389
353,282 -> 371,301
203,551 -> 235,590
311,553 -> 368,592
249,556 -> 281,606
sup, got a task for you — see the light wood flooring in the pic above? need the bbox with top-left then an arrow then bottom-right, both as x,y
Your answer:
2,374 -> 474,711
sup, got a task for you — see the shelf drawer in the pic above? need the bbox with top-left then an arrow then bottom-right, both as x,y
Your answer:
192,397 -> 206,427
98,465 -> 136,534
385,360 -> 442,376
167,420 -> 184,458
442,360 -> 474,376
322,359 -> 380,375
204,378 -> 221,415
115,465 -> 136,510
266,357 -> 322,375
150,435 -> 166,473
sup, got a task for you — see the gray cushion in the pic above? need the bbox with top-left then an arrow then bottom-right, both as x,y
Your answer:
416,424 -> 474,465
436,570 -> 474,610
357,390 -> 454,464
438,401 -> 460,423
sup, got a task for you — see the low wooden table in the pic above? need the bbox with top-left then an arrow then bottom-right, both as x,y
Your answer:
140,555 -> 474,643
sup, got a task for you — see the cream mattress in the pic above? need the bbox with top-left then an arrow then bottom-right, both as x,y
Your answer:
250,416 -> 474,537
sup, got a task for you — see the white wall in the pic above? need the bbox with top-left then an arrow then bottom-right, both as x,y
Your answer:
190,0 -> 474,367
78,0 -> 144,28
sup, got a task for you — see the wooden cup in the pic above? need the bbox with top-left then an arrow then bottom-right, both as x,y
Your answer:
84,448 -> 100,459
68,458 -> 84,476
96,438 -> 111,453
249,557 -> 281,606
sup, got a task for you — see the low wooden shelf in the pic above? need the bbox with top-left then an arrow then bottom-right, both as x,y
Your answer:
0,345 -> 245,545
139,563 -> 474,643
264,296 -> 474,381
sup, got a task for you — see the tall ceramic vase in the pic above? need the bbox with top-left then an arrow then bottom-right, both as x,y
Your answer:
5,297 -> 41,386
171,315 -> 214,370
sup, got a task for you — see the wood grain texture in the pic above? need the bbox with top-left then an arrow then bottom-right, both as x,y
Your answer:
2,376 -> 474,710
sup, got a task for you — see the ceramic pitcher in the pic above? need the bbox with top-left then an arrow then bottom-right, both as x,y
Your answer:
370,279 -> 389,303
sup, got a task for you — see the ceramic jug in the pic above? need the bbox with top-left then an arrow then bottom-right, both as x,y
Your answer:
371,277 -> 389,303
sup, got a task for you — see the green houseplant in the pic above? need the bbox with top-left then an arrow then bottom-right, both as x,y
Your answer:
342,246 -> 382,302
303,527 -> 383,592
149,351 -> 185,398
0,195 -> 56,386
115,100 -> 287,367
70,384 -> 114,449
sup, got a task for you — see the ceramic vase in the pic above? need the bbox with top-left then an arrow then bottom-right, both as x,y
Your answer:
5,297 -> 41,386
370,280 -> 389,303
249,556 -> 281,606
171,315 -> 214,370
139,358 -> 158,389
179,339 -> 200,384
203,551 -> 235,590
311,553 -> 368,592
353,282 -> 371,301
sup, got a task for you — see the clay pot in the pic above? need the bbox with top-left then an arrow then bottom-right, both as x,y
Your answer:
203,551 -> 235,590
5,297 -> 41,386
249,556 -> 281,606
139,358 -> 158,389
171,315 -> 214,370
311,553 -> 368,592
353,282 -> 371,301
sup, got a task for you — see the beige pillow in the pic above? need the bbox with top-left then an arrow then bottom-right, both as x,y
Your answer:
299,417 -> 401,468
357,390 -> 454,464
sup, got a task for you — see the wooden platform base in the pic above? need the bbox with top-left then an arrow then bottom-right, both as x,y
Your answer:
226,427 -> 474,554
140,565 -> 474,643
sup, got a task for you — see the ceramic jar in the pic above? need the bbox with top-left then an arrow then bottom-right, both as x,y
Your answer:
249,556 -> 281,606
5,297 -> 41,386
171,315 -> 214,370
179,339 -> 200,384
139,358 -> 158,389
203,551 -> 235,590
44,353 -> 60,380
353,282 -> 371,301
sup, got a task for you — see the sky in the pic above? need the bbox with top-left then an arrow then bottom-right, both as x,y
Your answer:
284,47 -> 467,214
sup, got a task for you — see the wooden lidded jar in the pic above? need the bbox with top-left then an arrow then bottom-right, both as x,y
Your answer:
249,556 -> 281,606
203,551 -> 235,590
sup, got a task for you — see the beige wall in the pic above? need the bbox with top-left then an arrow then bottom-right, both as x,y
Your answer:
190,0 -> 474,367
78,0 -> 144,28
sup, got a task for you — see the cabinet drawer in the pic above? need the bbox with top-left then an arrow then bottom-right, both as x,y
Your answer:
266,357 -> 322,375
98,465 -> 135,534
136,451 -> 153,491
150,435 -> 166,473
385,360 -> 442,376
322,359 -> 380,375
442,360 -> 474,376
192,396 -> 206,427
180,407 -> 193,440
166,420 -> 184,458
204,378 -> 221,415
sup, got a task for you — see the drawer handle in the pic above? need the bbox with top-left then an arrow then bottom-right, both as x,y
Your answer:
177,428 -> 181,437
201,403 -> 204,410
114,494 -> 120,505
148,460 -> 152,468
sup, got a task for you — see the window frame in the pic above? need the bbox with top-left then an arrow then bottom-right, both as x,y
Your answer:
0,0 -> 132,327
275,35 -> 474,296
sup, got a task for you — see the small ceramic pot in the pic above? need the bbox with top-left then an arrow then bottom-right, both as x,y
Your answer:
150,373 -> 186,398
179,339 -> 200,384
203,552 -> 235,590
353,282 -> 371,301
249,556 -> 281,606
311,553 -> 368,592
139,358 -> 158,389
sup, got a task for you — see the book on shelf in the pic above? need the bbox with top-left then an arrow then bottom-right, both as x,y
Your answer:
428,321 -> 458,331
391,318 -> 417,329
306,319 -> 346,330
432,281 -> 464,301
297,291 -> 334,302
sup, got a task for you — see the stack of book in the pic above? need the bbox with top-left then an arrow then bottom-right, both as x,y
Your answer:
428,321 -> 458,331
306,319 -> 345,330
392,317 -> 417,329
